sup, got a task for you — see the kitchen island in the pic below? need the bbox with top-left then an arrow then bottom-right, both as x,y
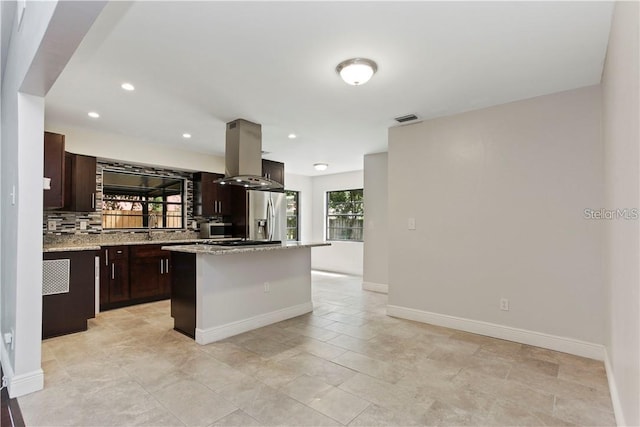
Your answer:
162,241 -> 330,344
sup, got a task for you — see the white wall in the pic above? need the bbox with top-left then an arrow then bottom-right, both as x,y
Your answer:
602,2 -> 640,425
285,173 -> 313,242
388,86 -> 605,351
45,126 -> 225,173
311,170 -> 364,275
363,153 -> 388,292
0,1 -> 105,397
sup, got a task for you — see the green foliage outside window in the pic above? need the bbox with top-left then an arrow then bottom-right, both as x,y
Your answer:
326,189 -> 363,241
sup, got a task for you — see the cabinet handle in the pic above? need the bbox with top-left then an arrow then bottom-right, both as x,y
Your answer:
111,263 -> 115,280
165,259 -> 169,273
105,249 -> 109,266
91,193 -> 95,209
218,201 -> 222,213
160,259 -> 164,274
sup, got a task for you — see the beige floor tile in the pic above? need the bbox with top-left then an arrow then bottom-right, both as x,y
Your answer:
152,378 -> 238,426
323,321 -> 380,340
486,399 -> 569,427
511,357 -> 560,378
557,362 -> 609,391
280,374 -> 333,404
308,387 -> 371,424
421,399 -> 488,426
289,336 -> 349,360
41,358 -> 73,389
428,347 -> 512,379
284,324 -> 341,341
209,409 -> 261,426
280,352 -> 358,386
348,403 -> 424,426
332,350 -> 403,383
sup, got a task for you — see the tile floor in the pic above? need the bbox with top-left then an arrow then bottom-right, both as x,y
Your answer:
20,272 -> 615,426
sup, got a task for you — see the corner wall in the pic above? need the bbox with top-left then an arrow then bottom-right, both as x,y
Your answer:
602,2 -> 640,425
388,86 -> 605,354
311,170 -> 364,275
363,153 -> 388,292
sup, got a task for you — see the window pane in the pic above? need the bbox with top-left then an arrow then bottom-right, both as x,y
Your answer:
285,190 -> 299,241
326,189 -> 364,242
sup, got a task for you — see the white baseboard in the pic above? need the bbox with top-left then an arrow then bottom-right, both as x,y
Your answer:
604,349 -> 625,426
386,305 -> 605,361
195,302 -> 313,345
1,342 -> 44,398
362,281 -> 388,294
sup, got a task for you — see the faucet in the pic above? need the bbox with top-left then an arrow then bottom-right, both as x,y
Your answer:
148,213 -> 157,239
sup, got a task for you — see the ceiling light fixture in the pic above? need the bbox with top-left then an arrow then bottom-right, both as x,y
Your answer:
121,82 -> 135,91
314,163 -> 328,171
88,111 -> 100,118
182,133 -> 192,139
288,133 -> 297,139
336,58 -> 377,86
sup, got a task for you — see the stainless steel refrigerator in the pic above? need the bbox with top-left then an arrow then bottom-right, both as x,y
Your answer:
247,190 -> 286,241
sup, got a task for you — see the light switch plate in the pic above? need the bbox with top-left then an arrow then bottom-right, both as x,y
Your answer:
408,218 -> 416,230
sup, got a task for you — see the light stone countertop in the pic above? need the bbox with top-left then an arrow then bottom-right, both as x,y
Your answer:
42,237 -> 240,253
162,241 -> 330,255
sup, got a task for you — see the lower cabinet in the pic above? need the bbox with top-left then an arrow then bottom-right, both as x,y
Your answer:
43,250 -> 96,339
100,244 -> 172,310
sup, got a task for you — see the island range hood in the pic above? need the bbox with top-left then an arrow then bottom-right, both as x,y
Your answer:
215,119 -> 283,190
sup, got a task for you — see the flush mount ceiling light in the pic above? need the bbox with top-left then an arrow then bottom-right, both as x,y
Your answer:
182,133 -> 192,139
121,82 -> 135,91
288,133 -> 297,139
314,163 -> 328,171
336,58 -> 378,86
87,111 -> 100,118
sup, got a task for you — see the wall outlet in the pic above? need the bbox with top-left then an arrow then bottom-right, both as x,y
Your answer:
79,220 -> 88,230
408,218 -> 416,230
264,282 -> 270,293
47,220 -> 57,231
500,298 -> 509,311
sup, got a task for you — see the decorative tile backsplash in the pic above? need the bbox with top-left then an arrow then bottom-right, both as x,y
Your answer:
43,159 -> 206,236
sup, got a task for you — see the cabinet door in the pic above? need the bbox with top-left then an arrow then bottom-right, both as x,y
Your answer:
65,153 -> 97,212
43,132 -> 65,209
104,246 -> 130,303
262,159 -> 285,187
194,172 -> 227,216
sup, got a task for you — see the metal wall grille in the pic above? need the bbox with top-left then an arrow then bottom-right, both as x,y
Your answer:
42,259 -> 70,295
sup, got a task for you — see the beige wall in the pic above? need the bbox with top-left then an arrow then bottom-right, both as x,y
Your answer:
45,126 -> 225,172
388,86 -> 605,346
602,2 -> 640,425
363,152 -> 389,291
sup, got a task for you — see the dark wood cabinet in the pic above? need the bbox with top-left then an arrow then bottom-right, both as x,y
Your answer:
194,172 -> 231,216
262,159 -> 285,188
64,153 -> 97,212
43,250 -> 96,339
100,244 -> 172,310
100,246 -> 130,308
171,252 -> 196,338
43,132 -> 66,209
129,245 -> 171,300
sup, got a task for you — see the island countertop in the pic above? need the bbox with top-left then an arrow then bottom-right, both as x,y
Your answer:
162,241 -> 330,255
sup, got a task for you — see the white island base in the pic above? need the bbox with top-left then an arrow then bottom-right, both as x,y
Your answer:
164,243 -> 328,345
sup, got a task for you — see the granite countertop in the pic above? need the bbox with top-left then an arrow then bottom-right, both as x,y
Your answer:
162,241 -> 331,255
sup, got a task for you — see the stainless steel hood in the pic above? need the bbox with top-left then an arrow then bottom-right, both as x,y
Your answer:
216,119 -> 283,190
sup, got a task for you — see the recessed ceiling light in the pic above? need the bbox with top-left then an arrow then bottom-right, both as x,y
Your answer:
314,163 -> 328,171
121,82 -> 135,91
336,58 -> 378,86
288,133 -> 297,139
88,111 -> 100,118
182,133 -> 192,139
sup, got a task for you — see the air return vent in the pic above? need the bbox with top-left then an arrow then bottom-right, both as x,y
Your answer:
394,114 -> 418,123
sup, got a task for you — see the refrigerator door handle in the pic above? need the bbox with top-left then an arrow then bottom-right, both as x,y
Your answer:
266,197 -> 272,241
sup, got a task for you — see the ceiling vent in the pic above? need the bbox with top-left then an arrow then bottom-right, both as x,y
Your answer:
394,114 -> 418,123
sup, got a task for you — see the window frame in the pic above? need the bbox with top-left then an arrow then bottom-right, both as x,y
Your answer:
325,188 -> 364,242
285,190 -> 300,241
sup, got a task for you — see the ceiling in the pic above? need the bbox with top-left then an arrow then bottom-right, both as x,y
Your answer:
44,1 -> 614,176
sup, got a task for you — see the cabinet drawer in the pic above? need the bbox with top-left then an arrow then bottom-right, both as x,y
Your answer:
104,246 -> 129,261
130,244 -> 164,259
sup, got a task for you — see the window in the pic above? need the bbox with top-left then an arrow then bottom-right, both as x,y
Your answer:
102,170 -> 185,230
326,189 -> 363,241
285,190 -> 299,241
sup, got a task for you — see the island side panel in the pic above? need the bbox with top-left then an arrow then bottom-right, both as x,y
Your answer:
171,252 -> 196,338
195,247 -> 313,344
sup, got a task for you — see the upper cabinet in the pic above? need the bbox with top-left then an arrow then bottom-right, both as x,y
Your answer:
194,172 -> 231,217
64,153 -> 97,212
43,132 -> 66,209
262,159 -> 285,188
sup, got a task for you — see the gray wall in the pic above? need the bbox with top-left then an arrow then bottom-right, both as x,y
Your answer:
602,2 -> 640,425
363,152 -> 389,291
388,85 -> 605,344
